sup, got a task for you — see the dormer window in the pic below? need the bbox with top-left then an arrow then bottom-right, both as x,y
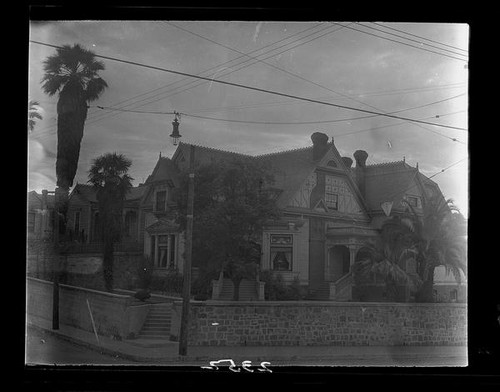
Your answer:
406,196 -> 419,208
155,190 -> 167,212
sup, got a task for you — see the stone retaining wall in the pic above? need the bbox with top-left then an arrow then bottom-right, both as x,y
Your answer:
174,301 -> 466,346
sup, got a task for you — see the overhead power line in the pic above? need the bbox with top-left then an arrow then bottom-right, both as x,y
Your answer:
334,22 -> 468,63
29,41 -> 468,132
371,22 -> 468,54
31,23 -> 336,138
356,22 -> 468,59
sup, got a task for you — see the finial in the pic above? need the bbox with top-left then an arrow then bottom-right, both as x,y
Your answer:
416,162 -> 419,170
403,156 -> 405,163
159,151 -> 162,158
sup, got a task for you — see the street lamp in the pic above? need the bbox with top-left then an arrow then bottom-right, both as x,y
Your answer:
170,114 -> 195,356
169,112 -> 182,146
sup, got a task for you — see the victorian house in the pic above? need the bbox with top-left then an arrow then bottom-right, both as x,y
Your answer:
30,131 -> 463,302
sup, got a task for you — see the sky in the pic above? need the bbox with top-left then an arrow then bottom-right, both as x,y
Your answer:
27,21 -> 469,216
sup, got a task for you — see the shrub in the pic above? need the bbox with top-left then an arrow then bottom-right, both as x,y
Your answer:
148,271 -> 184,295
259,270 -> 305,300
192,269 -> 219,300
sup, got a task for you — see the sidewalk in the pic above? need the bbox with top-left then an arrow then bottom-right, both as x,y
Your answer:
26,314 -> 468,367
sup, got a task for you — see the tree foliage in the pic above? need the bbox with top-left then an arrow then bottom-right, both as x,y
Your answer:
402,196 -> 467,302
88,152 -> 133,291
28,100 -> 43,133
41,43 -> 108,192
176,158 -> 279,300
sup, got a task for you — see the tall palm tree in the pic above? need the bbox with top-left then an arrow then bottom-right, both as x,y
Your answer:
28,100 -> 43,133
400,196 -> 467,302
41,43 -> 108,231
88,153 -> 133,291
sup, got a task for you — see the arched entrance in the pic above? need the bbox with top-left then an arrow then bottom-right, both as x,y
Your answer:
327,245 -> 350,282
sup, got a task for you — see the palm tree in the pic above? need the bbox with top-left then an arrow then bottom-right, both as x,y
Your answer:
88,153 -> 133,291
353,231 -> 419,302
41,43 -> 108,231
400,196 -> 467,302
28,100 -> 43,133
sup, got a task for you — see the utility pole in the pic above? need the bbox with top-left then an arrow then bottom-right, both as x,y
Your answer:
51,188 -> 60,330
178,145 -> 195,356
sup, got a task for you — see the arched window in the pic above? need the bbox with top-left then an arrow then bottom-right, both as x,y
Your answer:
327,160 -> 337,168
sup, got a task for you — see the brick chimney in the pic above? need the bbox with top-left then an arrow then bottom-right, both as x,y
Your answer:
353,150 -> 368,197
311,132 -> 330,161
341,156 -> 353,169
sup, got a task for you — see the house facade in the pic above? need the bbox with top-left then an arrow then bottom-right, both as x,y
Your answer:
28,131 -> 465,301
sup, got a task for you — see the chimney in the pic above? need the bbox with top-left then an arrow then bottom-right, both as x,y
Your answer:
311,132 -> 330,161
341,156 -> 353,169
353,150 -> 368,197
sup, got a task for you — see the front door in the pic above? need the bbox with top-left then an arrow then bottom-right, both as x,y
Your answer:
327,245 -> 350,282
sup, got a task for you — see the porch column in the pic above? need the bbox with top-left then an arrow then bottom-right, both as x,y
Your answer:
348,245 -> 357,270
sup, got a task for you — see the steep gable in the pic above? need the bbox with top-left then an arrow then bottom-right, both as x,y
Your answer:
364,161 -> 430,214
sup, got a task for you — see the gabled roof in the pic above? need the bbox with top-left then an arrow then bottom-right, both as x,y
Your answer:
255,146 -> 317,209
27,190 -> 55,209
363,161 -> 420,211
172,142 -> 251,171
145,156 -> 180,186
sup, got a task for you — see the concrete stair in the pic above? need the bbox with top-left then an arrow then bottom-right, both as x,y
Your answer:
218,278 -> 258,301
137,304 -> 172,340
306,282 -> 331,300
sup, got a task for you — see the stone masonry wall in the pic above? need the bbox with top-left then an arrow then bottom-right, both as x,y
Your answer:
176,301 -> 466,346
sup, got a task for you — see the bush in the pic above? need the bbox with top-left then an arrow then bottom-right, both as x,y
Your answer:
192,269 -> 219,300
259,270 -> 305,300
149,271 -> 184,295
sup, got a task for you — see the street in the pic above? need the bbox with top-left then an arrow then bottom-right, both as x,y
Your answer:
25,326 -> 138,365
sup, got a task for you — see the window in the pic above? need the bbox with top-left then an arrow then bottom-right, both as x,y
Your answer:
270,234 -> 293,271
406,196 -> 419,207
326,160 -> 337,168
152,234 -> 177,269
325,185 -> 338,210
450,289 -> 458,302
74,211 -> 81,234
155,190 -> 167,212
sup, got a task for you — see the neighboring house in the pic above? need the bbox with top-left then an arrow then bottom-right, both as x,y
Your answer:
27,190 -> 55,240
65,183 -> 146,245
433,266 -> 467,303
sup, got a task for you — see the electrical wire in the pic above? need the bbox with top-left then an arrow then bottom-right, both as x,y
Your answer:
30,41 -> 467,132
30,23 -> 337,138
356,22 -> 468,59
371,22 -> 468,54
333,22 -> 468,62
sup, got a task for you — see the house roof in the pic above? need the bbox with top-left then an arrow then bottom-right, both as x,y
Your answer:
255,146 -> 317,208
167,140 -> 441,215
145,156 -> 180,186
363,161 -> 421,211
172,142 -> 251,171
27,190 -> 55,209
173,142 -> 321,209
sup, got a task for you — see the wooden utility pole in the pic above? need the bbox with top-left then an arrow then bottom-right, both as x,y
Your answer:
52,188 -> 60,330
178,145 -> 195,356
